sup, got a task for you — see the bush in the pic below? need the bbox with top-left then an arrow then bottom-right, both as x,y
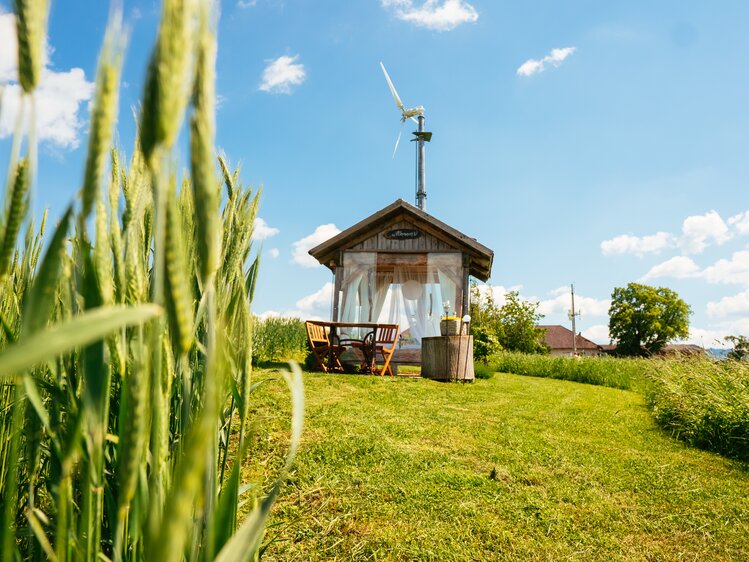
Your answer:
253,316 -> 309,364
474,362 -> 495,380
472,324 -> 502,363
488,351 -> 646,390
644,358 -> 749,461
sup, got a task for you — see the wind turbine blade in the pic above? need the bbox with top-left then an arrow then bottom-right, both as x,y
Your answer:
392,128 -> 402,159
380,62 -> 405,111
409,116 -> 418,124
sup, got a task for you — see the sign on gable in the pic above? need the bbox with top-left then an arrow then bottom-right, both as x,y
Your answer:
384,228 -> 422,240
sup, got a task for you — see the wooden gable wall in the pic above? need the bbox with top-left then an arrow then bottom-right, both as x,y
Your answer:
346,217 -> 461,254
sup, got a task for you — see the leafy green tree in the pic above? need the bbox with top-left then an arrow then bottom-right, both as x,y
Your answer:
498,291 -> 549,354
469,283 -> 548,358
725,335 -> 749,360
608,283 -> 691,356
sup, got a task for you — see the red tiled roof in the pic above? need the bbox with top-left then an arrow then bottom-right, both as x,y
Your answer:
537,325 -> 602,350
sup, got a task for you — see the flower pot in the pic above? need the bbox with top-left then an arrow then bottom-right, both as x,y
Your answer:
440,319 -> 461,336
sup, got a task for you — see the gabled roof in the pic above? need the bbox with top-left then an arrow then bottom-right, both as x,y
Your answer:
308,199 -> 494,281
538,325 -> 602,350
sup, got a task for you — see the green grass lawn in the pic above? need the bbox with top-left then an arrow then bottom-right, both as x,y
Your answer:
245,371 -> 749,561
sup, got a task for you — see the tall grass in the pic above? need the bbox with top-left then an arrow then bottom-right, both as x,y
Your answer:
252,316 -> 308,364
0,2 -> 302,560
487,351 -> 749,462
488,351 -> 646,390
643,359 -> 749,461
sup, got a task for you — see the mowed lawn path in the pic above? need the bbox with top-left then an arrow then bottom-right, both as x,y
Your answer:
246,372 -> 749,561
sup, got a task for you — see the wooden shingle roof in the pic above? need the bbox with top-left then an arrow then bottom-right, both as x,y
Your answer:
308,199 -> 494,281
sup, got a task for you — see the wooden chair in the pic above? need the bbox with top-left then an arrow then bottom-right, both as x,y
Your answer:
372,324 -> 399,376
305,321 -> 344,373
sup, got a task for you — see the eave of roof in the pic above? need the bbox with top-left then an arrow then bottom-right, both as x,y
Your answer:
308,199 -> 494,281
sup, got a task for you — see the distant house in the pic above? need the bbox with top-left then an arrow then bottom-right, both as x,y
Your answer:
538,325 -> 603,357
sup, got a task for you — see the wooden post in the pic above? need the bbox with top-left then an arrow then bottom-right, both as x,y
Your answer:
461,253 -> 470,317
331,255 -> 342,322
421,336 -> 474,382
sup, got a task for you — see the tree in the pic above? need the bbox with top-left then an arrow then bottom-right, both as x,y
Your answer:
469,283 -> 548,358
725,335 -> 749,360
498,291 -> 549,354
608,283 -> 691,356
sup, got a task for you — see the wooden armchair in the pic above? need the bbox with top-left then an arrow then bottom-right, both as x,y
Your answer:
372,324 -> 399,376
305,321 -> 344,373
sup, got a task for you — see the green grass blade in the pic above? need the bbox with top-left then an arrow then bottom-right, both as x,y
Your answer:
23,375 -> 50,431
21,206 -> 73,335
214,363 -> 304,562
25,508 -> 58,562
212,432 -> 250,555
0,304 -> 162,378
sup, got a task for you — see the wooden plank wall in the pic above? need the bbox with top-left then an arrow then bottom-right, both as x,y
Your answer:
349,219 -> 457,253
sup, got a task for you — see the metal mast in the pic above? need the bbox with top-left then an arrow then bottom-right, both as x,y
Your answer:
568,283 -> 581,355
413,115 -> 431,211
417,115 -> 426,210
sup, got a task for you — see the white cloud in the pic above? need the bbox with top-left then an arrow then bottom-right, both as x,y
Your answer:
296,282 -> 334,316
602,210 -> 735,258
237,0 -> 257,7
252,217 -> 280,241
256,309 -> 283,320
707,289 -> 749,318
0,12 -> 19,82
517,47 -> 576,77
255,282 -> 334,321
471,284 -> 523,309
582,324 -> 609,345
701,250 -> 749,286
683,327 -> 730,349
268,247 -> 279,258
600,232 -> 673,257
538,287 -> 610,317
679,210 -> 731,254
728,211 -> 749,236
381,0 -> 478,31
639,256 -> 700,281
636,251 -> 749,286
684,321 -> 749,348
0,12 -> 94,149
259,55 -> 306,94
291,223 -> 341,267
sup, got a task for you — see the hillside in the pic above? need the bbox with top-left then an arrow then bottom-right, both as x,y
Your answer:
246,372 -> 749,561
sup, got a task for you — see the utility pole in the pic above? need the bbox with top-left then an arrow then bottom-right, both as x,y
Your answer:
568,283 -> 581,356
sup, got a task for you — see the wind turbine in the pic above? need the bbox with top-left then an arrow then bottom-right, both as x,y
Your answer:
380,62 -> 432,211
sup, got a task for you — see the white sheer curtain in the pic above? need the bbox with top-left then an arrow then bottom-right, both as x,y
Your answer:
340,252 -> 464,348
340,252 -> 375,339
429,253 -> 463,316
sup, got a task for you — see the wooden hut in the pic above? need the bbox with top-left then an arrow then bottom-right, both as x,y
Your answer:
308,199 -> 493,368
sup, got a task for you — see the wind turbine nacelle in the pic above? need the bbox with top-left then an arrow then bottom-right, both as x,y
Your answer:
402,105 -> 425,120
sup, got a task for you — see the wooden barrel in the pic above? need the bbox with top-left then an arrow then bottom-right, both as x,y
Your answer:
421,336 -> 474,382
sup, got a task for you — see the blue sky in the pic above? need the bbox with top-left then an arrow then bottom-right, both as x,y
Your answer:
1,0 -> 749,347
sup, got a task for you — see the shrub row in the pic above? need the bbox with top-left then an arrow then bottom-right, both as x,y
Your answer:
486,351 -> 646,390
